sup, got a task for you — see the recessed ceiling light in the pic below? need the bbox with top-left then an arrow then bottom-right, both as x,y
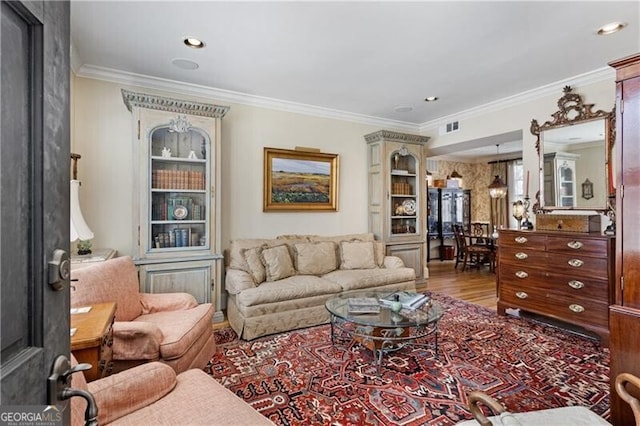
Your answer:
424,96 -> 438,102
184,37 -> 205,48
394,105 -> 413,113
172,58 -> 199,70
597,22 -> 626,35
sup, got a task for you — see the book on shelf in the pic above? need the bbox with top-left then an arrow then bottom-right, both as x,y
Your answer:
347,297 -> 381,314
379,291 -> 430,310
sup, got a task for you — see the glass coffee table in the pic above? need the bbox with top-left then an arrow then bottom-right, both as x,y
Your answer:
325,290 -> 444,375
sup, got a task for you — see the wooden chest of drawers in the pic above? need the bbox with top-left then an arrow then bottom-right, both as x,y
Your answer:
497,229 -> 614,345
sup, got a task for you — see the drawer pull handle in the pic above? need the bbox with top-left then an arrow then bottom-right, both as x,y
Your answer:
567,241 -> 584,250
515,252 -> 528,260
568,259 -> 584,268
515,271 -> 529,279
569,304 -> 585,313
514,236 -> 528,244
568,280 -> 584,289
516,291 -> 528,299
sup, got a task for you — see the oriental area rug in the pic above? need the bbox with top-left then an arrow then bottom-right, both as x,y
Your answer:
205,294 -> 609,425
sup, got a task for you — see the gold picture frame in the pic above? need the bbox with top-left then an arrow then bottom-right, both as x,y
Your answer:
263,147 -> 339,212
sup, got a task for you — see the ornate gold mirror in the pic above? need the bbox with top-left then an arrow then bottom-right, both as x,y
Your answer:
531,86 -> 615,215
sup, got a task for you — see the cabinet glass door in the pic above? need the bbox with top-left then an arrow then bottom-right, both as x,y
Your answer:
148,126 -> 210,252
390,150 -> 418,235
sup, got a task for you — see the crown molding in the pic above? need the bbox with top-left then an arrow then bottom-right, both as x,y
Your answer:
121,89 -> 229,118
74,64 -> 420,133
74,63 -> 613,135
364,129 -> 430,144
418,67 -> 615,132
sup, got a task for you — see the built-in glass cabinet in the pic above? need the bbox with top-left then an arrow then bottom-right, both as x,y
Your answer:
149,126 -> 210,251
365,130 -> 430,283
122,90 -> 229,323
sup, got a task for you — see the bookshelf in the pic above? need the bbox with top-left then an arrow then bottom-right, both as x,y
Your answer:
364,130 -> 430,283
122,90 -> 229,322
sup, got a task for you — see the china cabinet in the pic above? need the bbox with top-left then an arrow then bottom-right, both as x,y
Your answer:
365,130 -> 430,282
608,53 -> 640,426
122,90 -> 229,322
427,188 -> 471,261
543,152 -> 578,207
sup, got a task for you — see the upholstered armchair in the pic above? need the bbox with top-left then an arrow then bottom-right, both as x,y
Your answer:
71,256 -> 215,374
70,355 -> 273,425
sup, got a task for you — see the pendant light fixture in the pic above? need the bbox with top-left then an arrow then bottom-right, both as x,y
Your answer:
488,144 -> 508,198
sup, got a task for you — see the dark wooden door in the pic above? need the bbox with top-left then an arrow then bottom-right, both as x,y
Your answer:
1,0 -> 71,415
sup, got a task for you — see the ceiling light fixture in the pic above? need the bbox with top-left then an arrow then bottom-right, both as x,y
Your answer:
597,22 -> 626,35
184,37 -> 205,48
424,96 -> 438,102
488,144 -> 508,199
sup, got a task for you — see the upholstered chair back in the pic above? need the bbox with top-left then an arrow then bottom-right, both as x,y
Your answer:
71,256 -> 143,321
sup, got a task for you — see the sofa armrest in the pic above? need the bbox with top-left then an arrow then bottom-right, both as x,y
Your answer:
112,321 -> 163,360
225,268 -> 256,294
87,362 -> 177,425
140,292 -> 198,314
383,256 -> 406,269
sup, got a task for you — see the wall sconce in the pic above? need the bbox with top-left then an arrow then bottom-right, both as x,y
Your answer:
582,178 -> 594,200
512,200 -> 525,229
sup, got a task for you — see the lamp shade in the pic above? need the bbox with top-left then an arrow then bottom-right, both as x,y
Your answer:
70,180 -> 94,242
488,175 -> 508,198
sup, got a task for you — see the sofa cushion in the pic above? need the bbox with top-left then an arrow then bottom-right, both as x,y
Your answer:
374,241 -> 385,267
71,256 -> 143,322
322,267 -> 416,291
294,241 -> 337,275
135,303 -> 214,360
339,241 -> 377,270
227,238 -> 277,271
236,275 -> 342,307
242,246 -> 267,284
261,245 -> 296,281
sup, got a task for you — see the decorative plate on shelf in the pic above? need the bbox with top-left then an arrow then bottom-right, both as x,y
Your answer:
402,199 -> 416,215
172,205 -> 188,220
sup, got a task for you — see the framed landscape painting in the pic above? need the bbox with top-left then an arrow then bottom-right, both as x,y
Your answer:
263,147 -> 339,212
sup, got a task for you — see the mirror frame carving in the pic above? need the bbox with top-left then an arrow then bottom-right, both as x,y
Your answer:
530,86 -> 615,218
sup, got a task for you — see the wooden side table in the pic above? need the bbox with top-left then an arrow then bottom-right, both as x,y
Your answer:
71,302 -> 116,382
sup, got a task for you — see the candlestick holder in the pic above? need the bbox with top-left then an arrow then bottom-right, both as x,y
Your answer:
521,196 -> 534,230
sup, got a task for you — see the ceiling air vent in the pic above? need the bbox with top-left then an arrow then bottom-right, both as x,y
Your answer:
439,120 -> 460,135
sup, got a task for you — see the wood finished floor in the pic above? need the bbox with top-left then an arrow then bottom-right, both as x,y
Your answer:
419,260 -> 497,310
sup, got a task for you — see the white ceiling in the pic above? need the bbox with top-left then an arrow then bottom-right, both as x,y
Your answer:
70,1 -> 639,158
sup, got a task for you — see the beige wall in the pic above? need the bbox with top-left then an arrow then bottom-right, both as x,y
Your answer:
72,76 -> 384,257
72,74 -> 616,256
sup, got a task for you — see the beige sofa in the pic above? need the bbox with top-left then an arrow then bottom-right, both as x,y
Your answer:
225,233 -> 417,340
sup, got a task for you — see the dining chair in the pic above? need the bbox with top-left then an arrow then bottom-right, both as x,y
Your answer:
453,224 -> 494,272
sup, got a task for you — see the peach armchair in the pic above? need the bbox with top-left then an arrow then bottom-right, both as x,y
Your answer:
70,355 -> 273,425
71,256 -> 215,374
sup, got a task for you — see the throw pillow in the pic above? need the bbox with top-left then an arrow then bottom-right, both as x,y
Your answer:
294,241 -> 337,275
373,241 -> 385,268
260,245 -> 296,281
340,241 -> 377,270
241,246 -> 267,284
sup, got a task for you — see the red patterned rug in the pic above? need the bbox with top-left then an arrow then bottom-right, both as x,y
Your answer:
205,294 -> 609,425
